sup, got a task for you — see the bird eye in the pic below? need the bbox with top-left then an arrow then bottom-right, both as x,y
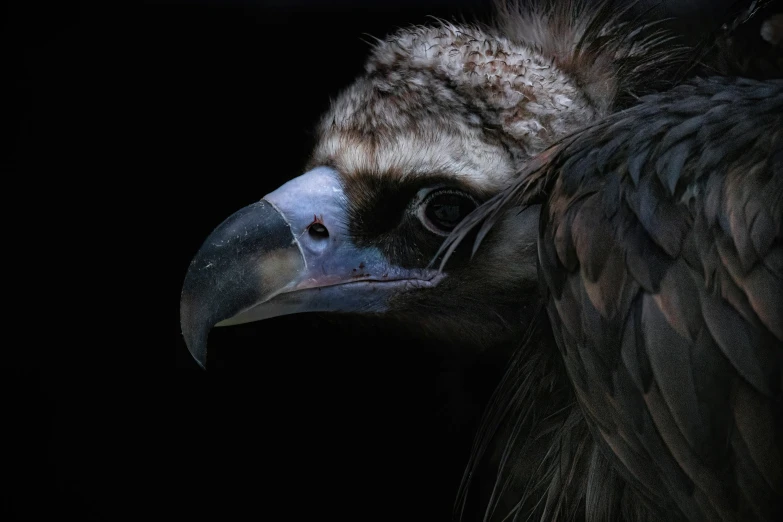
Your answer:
418,189 -> 478,236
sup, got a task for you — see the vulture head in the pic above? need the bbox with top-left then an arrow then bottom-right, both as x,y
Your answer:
180,0 -> 679,368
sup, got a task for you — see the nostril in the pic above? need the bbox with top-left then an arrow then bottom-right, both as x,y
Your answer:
308,223 -> 329,239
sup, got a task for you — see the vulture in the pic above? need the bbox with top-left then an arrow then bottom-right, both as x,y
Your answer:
180,1 -> 782,521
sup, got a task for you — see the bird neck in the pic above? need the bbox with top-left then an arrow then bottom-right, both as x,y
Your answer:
457,312 -> 663,522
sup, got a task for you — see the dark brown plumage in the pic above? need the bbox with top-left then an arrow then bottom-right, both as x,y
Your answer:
447,73 -> 782,522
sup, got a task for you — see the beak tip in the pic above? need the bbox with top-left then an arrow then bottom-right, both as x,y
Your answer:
182,331 -> 208,370
180,297 -> 209,370
191,352 -> 207,370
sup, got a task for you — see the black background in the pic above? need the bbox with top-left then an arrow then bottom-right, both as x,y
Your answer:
10,1 -> 504,520
9,0 -> 737,520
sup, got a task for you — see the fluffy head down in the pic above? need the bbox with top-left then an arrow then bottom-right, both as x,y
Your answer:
308,0 -> 681,192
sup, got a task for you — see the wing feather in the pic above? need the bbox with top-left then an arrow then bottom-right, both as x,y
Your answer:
481,76 -> 783,521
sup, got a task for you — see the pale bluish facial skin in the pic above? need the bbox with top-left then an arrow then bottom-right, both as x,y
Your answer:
219,166 -> 444,327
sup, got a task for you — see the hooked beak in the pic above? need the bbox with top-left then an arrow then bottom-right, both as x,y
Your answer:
179,167 -> 444,368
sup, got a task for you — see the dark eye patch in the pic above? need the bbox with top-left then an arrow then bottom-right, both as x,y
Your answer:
339,172 -> 485,267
